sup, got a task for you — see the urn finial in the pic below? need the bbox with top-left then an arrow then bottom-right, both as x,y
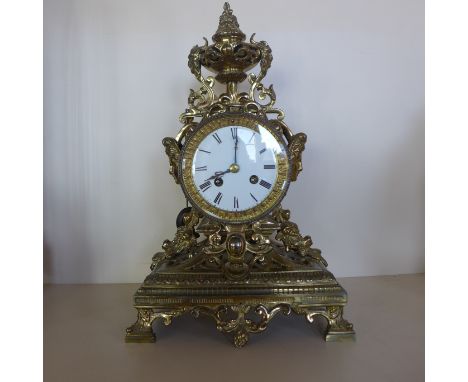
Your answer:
188,2 -> 272,84
212,2 -> 246,44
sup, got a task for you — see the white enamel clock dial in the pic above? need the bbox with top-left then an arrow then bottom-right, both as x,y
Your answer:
191,125 -> 285,212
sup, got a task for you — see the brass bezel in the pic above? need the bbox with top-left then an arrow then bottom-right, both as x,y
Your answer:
179,112 -> 291,224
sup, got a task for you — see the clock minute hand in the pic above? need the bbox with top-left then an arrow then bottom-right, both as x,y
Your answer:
204,169 -> 231,182
234,135 -> 238,165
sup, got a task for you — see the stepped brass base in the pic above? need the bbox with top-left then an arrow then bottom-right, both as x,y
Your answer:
125,256 -> 355,347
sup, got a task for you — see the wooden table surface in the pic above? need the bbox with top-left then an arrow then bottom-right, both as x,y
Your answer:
44,274 -> 424,382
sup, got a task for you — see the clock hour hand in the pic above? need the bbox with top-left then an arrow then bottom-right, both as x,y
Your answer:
204,169 -> 231,181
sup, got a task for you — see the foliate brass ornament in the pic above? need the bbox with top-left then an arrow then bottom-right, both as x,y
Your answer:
126,2 -> 355,347
192,304 -> 291,348
272,206 -> 327,266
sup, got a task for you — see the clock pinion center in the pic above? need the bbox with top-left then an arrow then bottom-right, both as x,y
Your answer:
229,163 -> 240,173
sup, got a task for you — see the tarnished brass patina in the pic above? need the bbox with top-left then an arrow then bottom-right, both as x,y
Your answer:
126,3 -> 355,347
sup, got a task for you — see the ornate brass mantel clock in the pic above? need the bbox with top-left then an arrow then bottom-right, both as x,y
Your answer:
125,3 -> 355,347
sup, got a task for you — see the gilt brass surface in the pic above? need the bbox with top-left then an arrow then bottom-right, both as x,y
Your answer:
126,2 -> 355,347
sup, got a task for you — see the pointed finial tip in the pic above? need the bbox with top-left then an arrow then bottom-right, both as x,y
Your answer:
212,1 -> 245,44
223,2 -> 234,15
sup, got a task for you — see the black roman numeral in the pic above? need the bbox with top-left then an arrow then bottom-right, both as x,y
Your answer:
259,180 -> 272,189
214,192 -> 223,205
199,181 -> 211,192
248,132 -> 256,143
259,148 -> 266,155
250,193 -> 258,202
264,164 -> 276,169
199,149 -> 211,154
195,166 -> 207,171
231,127 -> 238,140
233,196 -> 239,209
212,133 -> 222,144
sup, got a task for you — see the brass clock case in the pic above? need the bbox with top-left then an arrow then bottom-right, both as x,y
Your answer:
125,2 -> 355,347
179,112 -> 291,224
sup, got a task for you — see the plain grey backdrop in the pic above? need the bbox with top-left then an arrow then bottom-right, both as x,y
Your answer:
44,0 -> 424,283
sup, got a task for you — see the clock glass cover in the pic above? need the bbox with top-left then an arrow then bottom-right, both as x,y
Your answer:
180,115 -> 290,223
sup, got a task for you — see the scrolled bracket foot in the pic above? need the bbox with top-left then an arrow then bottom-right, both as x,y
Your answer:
125,308 -> 156,343
301,305 -> 355,342
324,306 -> 355,342
125,324 -> 156,343
125,307 -> 186,343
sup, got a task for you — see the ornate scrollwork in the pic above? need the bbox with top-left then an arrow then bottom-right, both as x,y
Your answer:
187,76 -> 215,110
247,77 -> 277,109
204,229 -> 224,254
245,218 -> 278,267
249,33 -> 273,85
174,122 -> 197,144
182,42 -> 216,124
192,304 -> 291,347
180,82 -> 216,124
